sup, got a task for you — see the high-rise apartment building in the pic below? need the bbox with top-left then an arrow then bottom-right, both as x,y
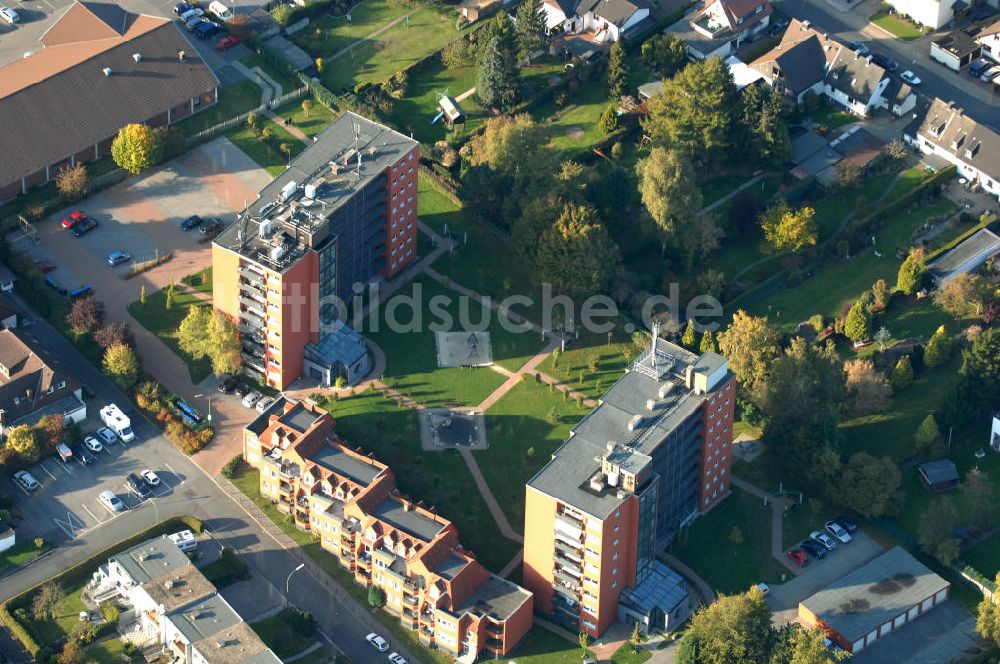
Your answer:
523,334 -> 735,636
213,112 -> 420,389
243,398 -> 534,659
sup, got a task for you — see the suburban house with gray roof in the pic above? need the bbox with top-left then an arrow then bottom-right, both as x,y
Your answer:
979,19 -> 1000,62
667,0 -> 772,60
750,19 -> 915,117
0,1 -> 218,204
904,96 -> 1000,200
0,327 -> 86,432
541,0 -> 652,43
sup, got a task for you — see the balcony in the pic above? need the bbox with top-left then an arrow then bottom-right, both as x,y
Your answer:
402,607 -> 418,621
242,354 -> 265,373
555,549 -> 583,570
402,594 -> 418,607
239,296 -> 266,318
239,263 -> 265,279
553,569 -> 581,591
554,540 -> 583,562
240,308 -> 264,327
692,14 -> 730,37
487,638 -> 504,650
240,281 -> 265,300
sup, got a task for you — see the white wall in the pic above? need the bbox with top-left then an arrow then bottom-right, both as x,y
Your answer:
980,33 -> 1000,63
915,134 -> 1000,200
930,42 -> 963,71
887,0 -> 951,28
0,528 -> 14,553
990,414 -> 1000,452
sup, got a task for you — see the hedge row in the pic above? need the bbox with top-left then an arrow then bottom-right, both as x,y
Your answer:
2,516 -> 203,657
847,165 -> 957,236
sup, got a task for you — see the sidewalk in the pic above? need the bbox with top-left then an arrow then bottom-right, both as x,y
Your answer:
731,476 -> 804,576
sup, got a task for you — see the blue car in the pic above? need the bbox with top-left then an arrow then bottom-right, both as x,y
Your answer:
69,285 -> 92,300
195,21 -> 221,38
107,251 -> 131,267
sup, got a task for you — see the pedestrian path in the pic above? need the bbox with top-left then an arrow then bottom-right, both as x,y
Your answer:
731,476 -> 804,576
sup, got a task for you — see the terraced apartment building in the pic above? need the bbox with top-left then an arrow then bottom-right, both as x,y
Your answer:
213,112 -> 419,389
242,398 -> 533,659
524,333 -> 735,636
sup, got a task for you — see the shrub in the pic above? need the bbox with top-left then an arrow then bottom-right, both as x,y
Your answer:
285,608 -> 317,637
221,455 -> 245,479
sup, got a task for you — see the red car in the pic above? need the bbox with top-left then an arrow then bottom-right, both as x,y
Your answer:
61,210 -> 87,229
216,35 -> 238,51
786,548 -> 809,567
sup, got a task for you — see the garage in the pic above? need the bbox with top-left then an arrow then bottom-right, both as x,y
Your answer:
798,547 -> 951,654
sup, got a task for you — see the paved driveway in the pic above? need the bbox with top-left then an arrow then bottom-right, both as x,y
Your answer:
852,599 -> 980,664
766,530 -> 885,620
20,137 -> 271,474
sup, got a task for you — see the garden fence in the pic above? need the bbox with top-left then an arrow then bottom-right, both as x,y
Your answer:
0,167 -> 127,233
185,85 -> 310,147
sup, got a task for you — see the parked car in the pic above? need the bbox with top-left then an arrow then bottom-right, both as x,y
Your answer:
981,65 -> 1000,83
847,40 -> 869,56
126,472 -> 153,499
255,396 -> 275,413
84,435 -> 104,453
72,217 -> 98,237
99,490 -> 125,513
61,210 -> 88,229
73,445 -> 96,465
0,6 -> 20,23
234,382 -> 252,399
96,427 -> 118,446
833,516 -> 857,534
35,259 -> 57,273
388,653 -> 407,664
825,520 -> 852,544
755,582 -> 770,596
174,2 -> 194,14
366,634 -> 390,653
810,530 -> 838,550
217,35 -> 239,51
185,15 -> 206,30
180,214 -> 203,230
786,548 -> 809,567
870,52 -> 897,71
195,21 -> 221,38
199,217 -> 223,235
107,251 -> 131,267
800,538 -> 827,559
900,69 -> 921,85
178,7 -> 204,20
141,469 -> 161,486
44,276 -> 67,295
218,376 -> 238,394
69,285 -> 93,300
13,470 -> 40,492
242,390 -> 262,408
970,58 -> 992,77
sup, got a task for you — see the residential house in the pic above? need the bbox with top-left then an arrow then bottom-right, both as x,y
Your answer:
926,227 -> 1000,282
668,0 -> 772,60
243,399 -> 534,659
930,25 -> 983,70
886,0 -> 960,29
541,0 -> 653,43
918,459 -> 959,492
0,2 -> 218,204
0,327 -> 86,432
96,536 -> 280,663
978,19 -> 1000,62
904,97 -> 1000,200
750,19 -> 915,117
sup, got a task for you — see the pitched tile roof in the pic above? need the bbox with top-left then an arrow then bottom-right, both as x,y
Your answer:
978,18 -> 1000,37
0,327 -> 82,425
750,18 -> 842,94
825,48 -> 886,100
914,97 -> 1000,183
0,2 -> 218,187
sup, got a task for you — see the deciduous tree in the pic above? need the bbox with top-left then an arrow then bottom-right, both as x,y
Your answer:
760,201 -> 817,253
111,123 -> 161,175
844,359 -> 890,416
976,574 -> 1000,647
918,496 -> 960,566
95,321 -> 135,350
272,3 -> 292,26
636,147 -> 703,244
934,273 -> 991,318
684,586 -> 773,664
208,312 -> 242,376
833,452 -> 903,518
103,343 -> 139,388
536,203 -> 620,299
300,99 -> 313,117
717,310 -> 781,393
682,319 -> 696,348
58,641 -> 84,664
5,425 -> 41,465
963,467 -> 994,529
178,306 -> 212,359
34,415 -> 65,457
642,57 -> 738,160
31,581 -> 64,621
55,163 -> 88,202
65,298 -> 105,336
700,330 -> 717,353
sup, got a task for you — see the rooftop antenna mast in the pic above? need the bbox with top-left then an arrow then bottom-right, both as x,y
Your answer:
353,121 -> 362,176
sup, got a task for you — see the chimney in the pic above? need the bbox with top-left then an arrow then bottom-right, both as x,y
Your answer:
102,67 -> 113,77
24,387 -> 32,400
132,52 -> 142,62
684,365 -> 694,389
178,49 -> 186,62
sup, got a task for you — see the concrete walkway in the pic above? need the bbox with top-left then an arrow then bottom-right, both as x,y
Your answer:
731,476 -> 803,576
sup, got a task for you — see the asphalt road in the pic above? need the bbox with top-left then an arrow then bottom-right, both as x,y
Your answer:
772,0 -> 1000,130
0,295 -> 420,664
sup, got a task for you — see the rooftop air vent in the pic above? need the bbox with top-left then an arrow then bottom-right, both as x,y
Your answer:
102,67 -> 113,77
133,53 -> 142,62
627,414 -> 643,431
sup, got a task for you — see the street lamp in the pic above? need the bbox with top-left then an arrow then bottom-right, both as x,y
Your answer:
193,394 -> 212,424
0,408 -> 5,440
285,563 -> 305,606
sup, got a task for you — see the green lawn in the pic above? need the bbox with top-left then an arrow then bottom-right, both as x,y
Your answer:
383,62 -> 484,143
271,97 -> 339,138
781,497 -> 843,550
364,275 -> 545,404
85,637 -> 127,664
315,389 -> 520,572
745,198 -> 956,330
239,52 -> 301,95
669,487 -> 788,595
180,80 -> 263,136
497,625 -> 590,663
226,117 -> 306,177
612,643 -> 653,664
962,530 -> 1000,581
476,379 -> 590,532
181,266 -> 213,295
535,336 -> 631,401
17,579 -> 88,645
0,541 -> 49,573
252,608 -> 321,658
809,102 -> 857,131
127,286 -> 213,383
297,2 -> 462,92
229,465 -> 454,664
531,81 -> 609,158
869,10 -> 926,40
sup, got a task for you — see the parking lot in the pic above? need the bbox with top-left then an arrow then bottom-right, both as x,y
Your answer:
0,410 -> 188,545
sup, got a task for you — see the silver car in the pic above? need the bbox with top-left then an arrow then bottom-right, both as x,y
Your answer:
0,6 -> 20,24
242,390 -> 262,408
14,470 -> 40,491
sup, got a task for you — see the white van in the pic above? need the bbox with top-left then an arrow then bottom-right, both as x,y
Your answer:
208,1 -> 233,22
167,530 -> 198,552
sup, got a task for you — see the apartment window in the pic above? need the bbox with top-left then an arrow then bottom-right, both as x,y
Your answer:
611,581 -> 618,589
262,481 -> 271,490
705,482 -> 711,491
613,538 -> 619,548
614,524 -> 620,532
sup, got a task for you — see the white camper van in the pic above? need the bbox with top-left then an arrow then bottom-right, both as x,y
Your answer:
208,1 -> 233,22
